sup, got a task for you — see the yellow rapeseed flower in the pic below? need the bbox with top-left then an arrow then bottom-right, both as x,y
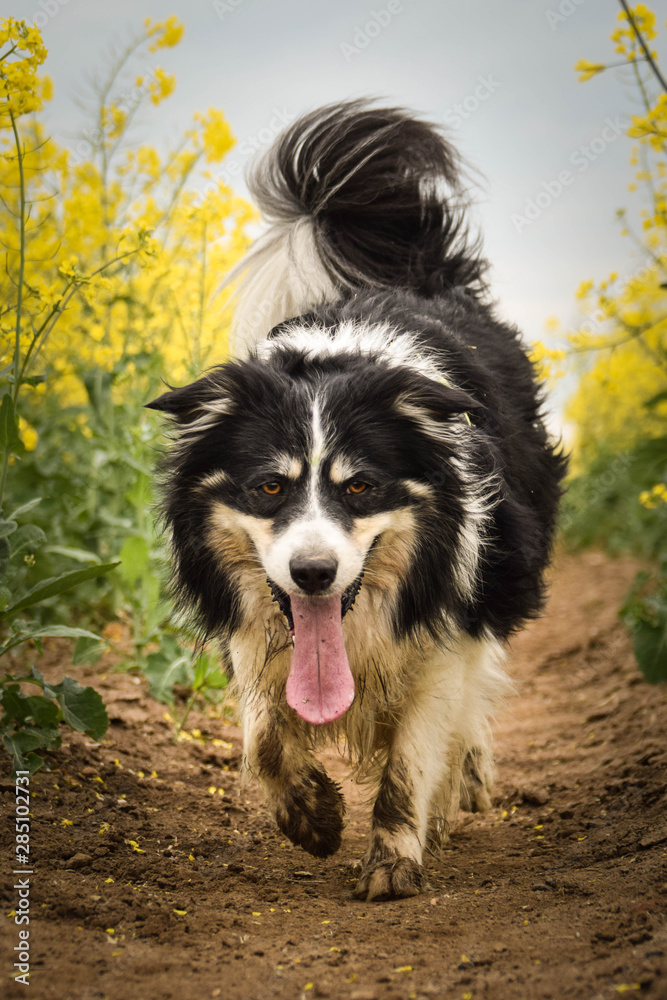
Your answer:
148,67 -> 176,106
574,59 -> 606,83
145,15 -> 184,51
195,108 -> 235,163
18,417 -> 38,451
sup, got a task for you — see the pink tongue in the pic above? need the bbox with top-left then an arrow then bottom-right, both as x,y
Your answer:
286,594 -> 355,725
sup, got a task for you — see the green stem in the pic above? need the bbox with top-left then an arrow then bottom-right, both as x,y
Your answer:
195,221 -> 207,371
174,690 -> 198,740
618,0 -> 667,95
18,248 -> 142,382
9,111 -> 25,406
0,111 -> 26,512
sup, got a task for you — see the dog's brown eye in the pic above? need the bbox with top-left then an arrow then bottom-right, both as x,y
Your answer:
347,480 -> 369,495
261,482 -> 282,495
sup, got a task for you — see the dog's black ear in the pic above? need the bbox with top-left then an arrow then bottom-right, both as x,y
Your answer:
145,377 -> 232,423
403,375 -> 485,425
425,381 -> 483,418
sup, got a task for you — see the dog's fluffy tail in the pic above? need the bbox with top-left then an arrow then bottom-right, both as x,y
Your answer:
227,100 -> 487,355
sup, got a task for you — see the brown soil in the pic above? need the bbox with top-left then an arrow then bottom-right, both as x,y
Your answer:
1,550 -> 666,1000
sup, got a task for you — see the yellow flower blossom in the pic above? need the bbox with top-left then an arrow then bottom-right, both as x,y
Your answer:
148,67 -> 176,106
574,59 -> 606,83
18,417 -> 38,451
639,484 -> 667,509
530,340 -> 567,380
194,108 -> 235,163
145,15 -> 184,51
0,15 -> 252,410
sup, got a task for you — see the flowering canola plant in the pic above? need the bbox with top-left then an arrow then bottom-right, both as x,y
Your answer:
0,16 -> 255,724
542,4 -> 667,683
1,15 -> 254,416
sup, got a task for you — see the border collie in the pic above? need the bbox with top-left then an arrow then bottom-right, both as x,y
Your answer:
147,102 -> 566,901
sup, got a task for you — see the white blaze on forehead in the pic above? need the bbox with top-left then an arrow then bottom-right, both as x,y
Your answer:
309,396 -> 326,469
306,396 -> 327,520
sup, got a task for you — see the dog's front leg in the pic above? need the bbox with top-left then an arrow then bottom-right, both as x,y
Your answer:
353,668 -> 464,902
242,696 -> 345,858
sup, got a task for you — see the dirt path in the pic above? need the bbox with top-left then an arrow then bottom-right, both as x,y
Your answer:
1,550 -> 666,1000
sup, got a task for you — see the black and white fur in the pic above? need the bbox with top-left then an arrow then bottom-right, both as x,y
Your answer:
148,102 -> 566,902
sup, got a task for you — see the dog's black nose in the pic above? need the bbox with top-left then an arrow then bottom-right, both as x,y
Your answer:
289,556 -> 338,594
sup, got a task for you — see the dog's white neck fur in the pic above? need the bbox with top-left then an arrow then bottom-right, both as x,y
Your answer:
258,319 -> 452,387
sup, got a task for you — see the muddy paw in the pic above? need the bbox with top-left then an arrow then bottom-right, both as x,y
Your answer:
275,767 -> 344,858
352,857 -> 429,902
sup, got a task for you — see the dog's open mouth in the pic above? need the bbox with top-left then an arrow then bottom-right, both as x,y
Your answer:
267,575 -> 364,727
267,576 -> 363,632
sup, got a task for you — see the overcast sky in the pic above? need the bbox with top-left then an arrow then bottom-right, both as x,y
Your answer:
12,0 -> 666,351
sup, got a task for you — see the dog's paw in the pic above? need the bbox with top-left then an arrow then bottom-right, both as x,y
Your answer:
352,857 -> 429,902
275,767 -> 344,858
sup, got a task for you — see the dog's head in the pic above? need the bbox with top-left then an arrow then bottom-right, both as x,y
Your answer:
148,326 -> 489,724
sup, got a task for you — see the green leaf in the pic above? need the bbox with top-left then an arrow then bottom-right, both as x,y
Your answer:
9,524 -> 47,559
2,561 -> 120,616
2,733 -> 45,777
57,677 -> 108,741
0,585 -> 10,611
24,695 -> 60,728
143,646 -> 190,704
0,520 -> 18,540
29,666 -> 61,700
644,390 -> 667,409
193,652 -> 227,692
0,625 -> 104,656
16,722 -> 61,749
21,751 -> 45,775
44,545 -> 102,565
72,635 -> 105,665
117,536 -> 150,585
0,394 -> 24,456
8,498 -> 42,520
632,619 -> 667,684
1,683 -> 24,720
